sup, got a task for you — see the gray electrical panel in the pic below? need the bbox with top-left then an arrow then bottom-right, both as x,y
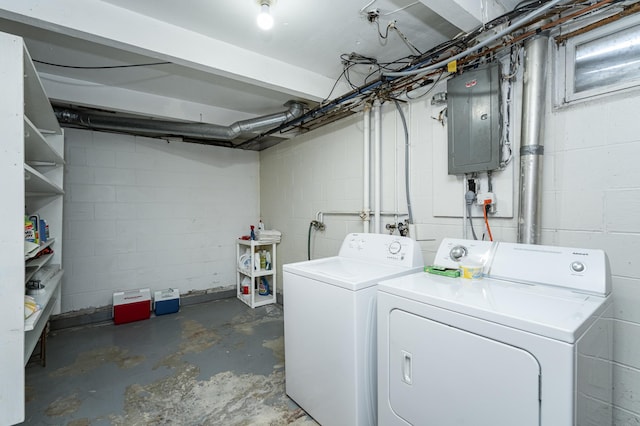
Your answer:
447,63 -> 502,175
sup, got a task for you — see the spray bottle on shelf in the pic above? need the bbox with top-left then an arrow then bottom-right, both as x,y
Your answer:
258,219 -> 264,240
250,225 -> 256,241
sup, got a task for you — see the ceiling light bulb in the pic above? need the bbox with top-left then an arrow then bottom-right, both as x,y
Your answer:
257,4 -> 273,30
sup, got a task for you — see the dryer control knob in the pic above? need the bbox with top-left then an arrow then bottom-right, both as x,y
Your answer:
571,261 -> 585,273
450,245 -> 467,261
389,241 -> 402,255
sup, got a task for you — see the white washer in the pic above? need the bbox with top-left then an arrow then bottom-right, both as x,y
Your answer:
284,233 -> 424,426
378,238 -> 613,426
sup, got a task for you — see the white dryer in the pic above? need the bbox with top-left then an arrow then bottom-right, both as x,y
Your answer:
284,233 -> 423,426
378,238 -> 613,426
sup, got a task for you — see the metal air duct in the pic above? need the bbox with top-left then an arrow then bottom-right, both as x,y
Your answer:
54,100 -> 306,147
517,30 -> 549,244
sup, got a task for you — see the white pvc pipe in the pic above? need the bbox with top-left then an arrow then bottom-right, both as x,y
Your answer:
373,100 -> 382,234
363,104 -> 371,233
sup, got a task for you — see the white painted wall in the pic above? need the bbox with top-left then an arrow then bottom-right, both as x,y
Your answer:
260,73 -> 640,425
62,129 -> 259,311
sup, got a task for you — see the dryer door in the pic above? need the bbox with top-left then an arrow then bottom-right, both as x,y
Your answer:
388,310 -> 540,425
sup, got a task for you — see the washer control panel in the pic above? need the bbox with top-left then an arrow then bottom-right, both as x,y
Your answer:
339,233 -> 424,268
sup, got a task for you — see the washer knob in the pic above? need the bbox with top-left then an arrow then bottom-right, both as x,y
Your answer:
450,245 -> 467,261
389,241 -> 402,255
571,261 -> 585,273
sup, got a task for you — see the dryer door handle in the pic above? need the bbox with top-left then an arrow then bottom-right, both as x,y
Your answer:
401,350 -> 412,385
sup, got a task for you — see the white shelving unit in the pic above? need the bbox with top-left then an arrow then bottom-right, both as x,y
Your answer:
0,31 -> 64,424
236,240 -> 277,308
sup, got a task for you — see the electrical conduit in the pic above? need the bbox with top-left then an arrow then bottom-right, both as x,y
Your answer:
393,100 -> 414,224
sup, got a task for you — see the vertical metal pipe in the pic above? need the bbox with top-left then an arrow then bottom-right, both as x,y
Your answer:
363,104 -> 371,233
518,31 -> 549,244
374,100 -> 382,233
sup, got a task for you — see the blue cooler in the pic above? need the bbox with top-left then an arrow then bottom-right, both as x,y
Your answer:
154,288 -> 180,315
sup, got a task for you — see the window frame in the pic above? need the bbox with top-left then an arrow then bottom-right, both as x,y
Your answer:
555,14 -> 640,106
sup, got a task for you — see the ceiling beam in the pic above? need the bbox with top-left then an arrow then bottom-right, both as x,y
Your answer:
419,0 -> 516,32
0,1 -> 344,102
39,73 -> 257,124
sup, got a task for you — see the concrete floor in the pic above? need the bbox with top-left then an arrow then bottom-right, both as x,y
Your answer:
22,298 -> 316,425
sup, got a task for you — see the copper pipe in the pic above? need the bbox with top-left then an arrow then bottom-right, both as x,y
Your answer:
555,1 -> 640,44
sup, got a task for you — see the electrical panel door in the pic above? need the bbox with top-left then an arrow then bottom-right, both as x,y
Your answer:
447,63 -> 501,174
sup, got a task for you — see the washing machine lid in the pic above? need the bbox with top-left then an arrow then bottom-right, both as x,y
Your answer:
378,272 -> 609,343
284,257 -> 422,291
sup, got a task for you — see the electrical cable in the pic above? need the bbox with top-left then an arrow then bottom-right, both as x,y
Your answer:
392,25 -> 423,56
393,99 -> 413,224
465,189 -> 478,240
405,70 -> 444,100
483,203 -> 494,241
321,67 -> 352,104
467,204 -> 479,240
359,0 -> 377,14
383,0 -> 567,78
239,0 -> 622,148
32,59 -> 171,69
377,20 -> 392,39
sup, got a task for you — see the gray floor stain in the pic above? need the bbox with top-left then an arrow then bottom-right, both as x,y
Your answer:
24,299 -> 315,425
67,418 -> 90,426
50,346 -> 145,377
156,319 -> 221,369
44,393 -> 82,417
263,336 -> 285,368
232,305 -> 282,336
112,365 -> 314,425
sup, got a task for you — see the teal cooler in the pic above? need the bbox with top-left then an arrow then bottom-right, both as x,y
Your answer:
154,288 -> 180,315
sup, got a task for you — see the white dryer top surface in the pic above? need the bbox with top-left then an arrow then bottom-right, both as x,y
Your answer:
284,256 -> 423,291
378,272 -> 610,343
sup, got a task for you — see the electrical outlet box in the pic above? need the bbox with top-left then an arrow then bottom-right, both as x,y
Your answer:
476,192 -> 495,205
477,192 -> 497,214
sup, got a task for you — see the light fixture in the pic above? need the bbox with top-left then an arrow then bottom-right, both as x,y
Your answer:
257,0 -> 274,31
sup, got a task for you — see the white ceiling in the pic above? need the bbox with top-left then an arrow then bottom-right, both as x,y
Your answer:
0,0 -> 519,127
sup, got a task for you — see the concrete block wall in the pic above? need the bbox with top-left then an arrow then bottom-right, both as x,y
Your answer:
259,88 -> 640,423
62,129 -> 260,312
544,93 -> 640,423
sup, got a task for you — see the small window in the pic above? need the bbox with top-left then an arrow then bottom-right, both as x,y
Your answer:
557,15 -> 640,105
